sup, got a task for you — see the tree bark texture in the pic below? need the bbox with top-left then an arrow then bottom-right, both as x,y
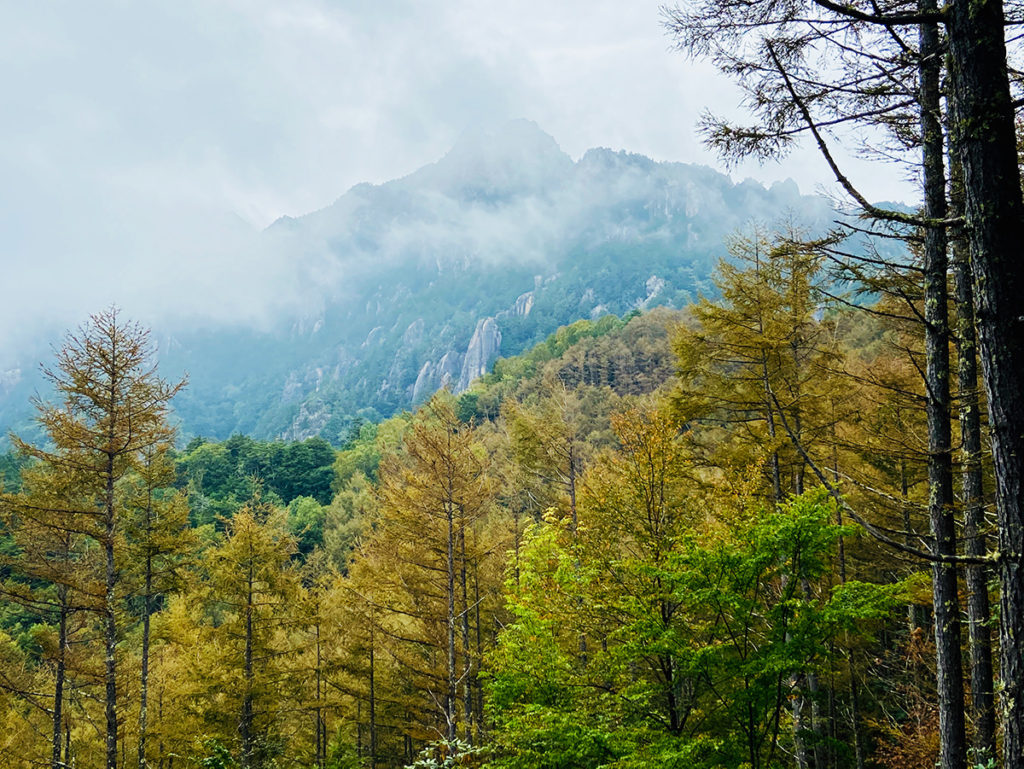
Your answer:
950,140 -> 996,762
946,3 -> 1024,766
920,9 -> 966,769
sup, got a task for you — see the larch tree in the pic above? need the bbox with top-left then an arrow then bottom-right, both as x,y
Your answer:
672,229 -> 842,504
0,460 -> 91,769
662,2 -> 1024,762
9,308 -> 183,769
502,385 -> 591,531
371,393 -> 496,744
203,502 -> 299,769
122,444 -> 193,769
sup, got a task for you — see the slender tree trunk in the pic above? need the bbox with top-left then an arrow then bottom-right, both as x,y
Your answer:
764,374 -> 783,501
315,618 -> 324,769
920,10 -> 967,769
832,414 -> 865,769
801,582 -> 823,769
241,557 -> 254,769
946,5 -> 1024,766
356,700 -> 363,760
473,564 -> 485,742
369,620 -> 377,769
459,529 -> 473,742
446,502 -> 457,741
950,137 -> 997,763
138,550 -> 152,769
567,441 -> 578,532
105,455 -> 119,769
52,596 -> 67,769
898,455 -> 920,633
158,688 -> 164,769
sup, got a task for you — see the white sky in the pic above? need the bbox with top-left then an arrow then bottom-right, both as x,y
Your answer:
0,0 -> 916,360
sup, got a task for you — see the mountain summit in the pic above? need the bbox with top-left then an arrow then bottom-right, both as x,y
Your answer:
411,119 -> 574,200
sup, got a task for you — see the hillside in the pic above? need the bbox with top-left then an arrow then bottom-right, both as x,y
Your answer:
0,121 -> 835,444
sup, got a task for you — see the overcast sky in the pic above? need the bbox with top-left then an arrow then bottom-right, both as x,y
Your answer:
0,0 -> 916,362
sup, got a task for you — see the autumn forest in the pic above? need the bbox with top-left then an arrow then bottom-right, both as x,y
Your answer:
3,0 -> 1024,768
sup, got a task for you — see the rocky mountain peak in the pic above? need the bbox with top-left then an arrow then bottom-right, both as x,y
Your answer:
409,119 -> 574,200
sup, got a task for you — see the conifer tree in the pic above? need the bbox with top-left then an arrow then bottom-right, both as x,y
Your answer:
203,502 -> 299,769
371,393 -> 496,743
0,461 -> 90,769
9,308 -> 183,769
673,230 -> 841,502
122,444 -> 193,769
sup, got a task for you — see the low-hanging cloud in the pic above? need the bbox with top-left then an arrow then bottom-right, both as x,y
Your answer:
0,0 -> 916,366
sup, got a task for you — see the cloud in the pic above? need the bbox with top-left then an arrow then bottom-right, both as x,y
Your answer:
0,0 -> 916,363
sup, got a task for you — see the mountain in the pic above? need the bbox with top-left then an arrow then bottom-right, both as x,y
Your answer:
1,121 -> 837,444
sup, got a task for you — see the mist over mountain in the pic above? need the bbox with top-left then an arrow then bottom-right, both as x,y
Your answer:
1,121 -> 837,444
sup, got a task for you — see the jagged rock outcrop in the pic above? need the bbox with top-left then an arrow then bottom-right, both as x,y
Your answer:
403,318 -> 425,345
511,291 -> 534,317
641,275 -> 667,308
437,351 -> 461,390
458,318 -> 501,392
412,350 -> 464,403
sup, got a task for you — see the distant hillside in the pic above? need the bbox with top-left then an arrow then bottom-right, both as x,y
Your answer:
0,121 -> 836,444
332,307 -> 684,498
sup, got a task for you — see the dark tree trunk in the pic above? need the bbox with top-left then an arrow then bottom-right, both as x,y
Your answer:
459,529 -> 473,742
314,617 -> 324,769
950,139 -> 996,763
473,564 -> 485,742
241,559 -> 254,769
919,10 -> 967,769
446,501 -> 457,741
946,3 -> 1024,766
105,455 -> 119,769
138,548 -> 152,769
369,622 -> 377,769
52,596 -> 67,769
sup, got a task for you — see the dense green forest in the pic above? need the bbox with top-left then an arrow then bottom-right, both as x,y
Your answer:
0,227 -> 1001,768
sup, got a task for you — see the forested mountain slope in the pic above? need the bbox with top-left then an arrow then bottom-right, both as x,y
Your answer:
164,121 -> 832,442
0,121 -> 834,445
0,242 -> 956,769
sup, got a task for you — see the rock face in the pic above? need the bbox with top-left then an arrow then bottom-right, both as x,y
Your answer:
642,275 -> 667,308
458,318 -> 502,392
511,291 -> 534,317
412,350 -> 464,403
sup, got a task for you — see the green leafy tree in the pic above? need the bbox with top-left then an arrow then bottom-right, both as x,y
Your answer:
488,470 -> 899,769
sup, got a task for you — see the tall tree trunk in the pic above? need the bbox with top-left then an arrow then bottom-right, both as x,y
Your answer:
946,4 -> 1024,766
898,455 -> 920,633
315,616 -> 324,769
459,529 -> 473,742
832,412 -> 865,769
567,440 -> 578,533
950,135 -> 996,763
369,621 -> 377,769
138,544 -> 152,769
241,559 -> 254,769
105,454 -> 119,769
473,564 -> 485,742
446,502 -> 457,742
52,595 -> 67,769
920,10 -> 967,769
